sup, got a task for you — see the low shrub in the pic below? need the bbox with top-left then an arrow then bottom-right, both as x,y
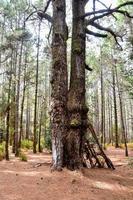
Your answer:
127,143 -> 133,150
19,152 -> 27,162
0,150 -> 4,161
21,140 -> 33,150
0,142 -> 5,161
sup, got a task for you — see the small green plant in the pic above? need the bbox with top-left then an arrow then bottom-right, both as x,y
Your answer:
44,135 -> 52,150
19,152 -> 27,162
0,142 -> 5,161
0,151 -> 4,161
127,143 -> 133,150
21,140 -> 33,150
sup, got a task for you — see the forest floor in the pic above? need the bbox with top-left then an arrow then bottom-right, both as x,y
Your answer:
0,147 -> 133,200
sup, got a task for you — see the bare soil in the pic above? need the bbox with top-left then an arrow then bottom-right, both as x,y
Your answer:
0,147 -> 133,200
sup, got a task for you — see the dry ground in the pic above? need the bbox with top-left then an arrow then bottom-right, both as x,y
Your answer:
0,147 -> 133,200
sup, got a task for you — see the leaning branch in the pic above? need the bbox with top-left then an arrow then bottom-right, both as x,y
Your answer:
86,28 -> 107,38
89,22 -> 122,48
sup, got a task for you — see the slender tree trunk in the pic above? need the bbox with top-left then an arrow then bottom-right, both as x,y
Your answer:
33,21 -> 41,153
12,50 -> 17,153
100,64 -> 106,148
115,65 -> 128,156
19,51 -> 27,148
94,88 -> 100,135
130,102 -> 133,141
112,66 -> 119,148
26,86 -> 30,140
108,93 -> 111,144
15,39 -> 23,156
38,109 -> 43,153
5,61 -> 12,160
51,0 -> 68,170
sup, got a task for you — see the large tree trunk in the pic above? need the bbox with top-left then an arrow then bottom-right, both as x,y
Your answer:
65,0 -> 88,170
50,0 -> 114,171
51,0 -> 68,170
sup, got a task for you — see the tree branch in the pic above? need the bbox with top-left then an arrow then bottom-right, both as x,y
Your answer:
85,63 -> 93,71
96,0 -> 117,20
25,0 -> 52,23
86,28 -> 107,38
90,22 -> 123,48
37,12 -> 53,23
82,1 -> 133,19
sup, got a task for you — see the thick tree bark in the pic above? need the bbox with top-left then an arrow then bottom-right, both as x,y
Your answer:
51,0 -> 68,170
50,0 -> 114,171
65,0 -> 88,170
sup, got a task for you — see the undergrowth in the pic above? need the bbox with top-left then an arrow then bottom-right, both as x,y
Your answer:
0,142 -> 5,161
19,151 -> 28,162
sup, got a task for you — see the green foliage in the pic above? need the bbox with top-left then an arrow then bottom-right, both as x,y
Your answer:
127,143 -> 133,150
19,152 -> 28,162
119,143 -> 133,150
44,129 -> 52,150
21,140 -> 33,150
104,143 -> 113,149
0,142 -> 5,161
37,138 -> 45,152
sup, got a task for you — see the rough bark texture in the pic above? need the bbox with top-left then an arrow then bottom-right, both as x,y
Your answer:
51,0 -> 68,170
51,0 -> 114,171
65,0 -> 88,170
